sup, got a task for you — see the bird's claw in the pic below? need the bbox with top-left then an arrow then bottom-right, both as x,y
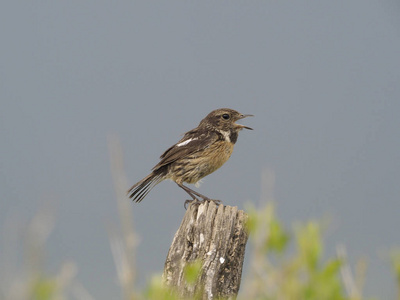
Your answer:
184,198 -> 201,210
184,198 -> 223,210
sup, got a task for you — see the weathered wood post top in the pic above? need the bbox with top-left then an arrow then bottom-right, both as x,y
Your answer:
163,201 -> 249,300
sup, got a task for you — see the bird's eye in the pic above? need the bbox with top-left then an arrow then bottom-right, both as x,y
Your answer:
222,114 -> 230,120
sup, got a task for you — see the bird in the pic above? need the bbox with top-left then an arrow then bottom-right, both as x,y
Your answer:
127,108 -> 253,208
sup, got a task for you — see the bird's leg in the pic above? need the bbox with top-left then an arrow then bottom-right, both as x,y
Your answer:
185,187 -> 222,206
176,183 -> 202,209
176,183 -> 222,209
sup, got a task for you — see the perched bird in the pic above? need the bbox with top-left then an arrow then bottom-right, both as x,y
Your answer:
127,108 -> 253,207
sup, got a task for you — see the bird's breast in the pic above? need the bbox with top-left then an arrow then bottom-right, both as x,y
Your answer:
171,140 -> 234,184
204,140 -> 234,173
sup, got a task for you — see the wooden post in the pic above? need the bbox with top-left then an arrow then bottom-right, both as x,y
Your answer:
163,201 -> 249,300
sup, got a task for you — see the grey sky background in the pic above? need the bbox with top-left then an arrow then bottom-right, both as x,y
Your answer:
1,1 -> 400,299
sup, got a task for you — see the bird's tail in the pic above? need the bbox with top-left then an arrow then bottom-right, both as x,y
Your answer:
127,172 -> 164,203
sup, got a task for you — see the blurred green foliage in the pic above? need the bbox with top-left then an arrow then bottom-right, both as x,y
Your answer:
243,203 -> 357,300
144,275 -> 177,300
184,260 -> 203,285
31,276 -> 57,300
390,250 -> 400,300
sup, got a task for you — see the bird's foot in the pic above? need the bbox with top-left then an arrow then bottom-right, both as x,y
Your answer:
184,198 -> 202,210
184,198 -> 223,210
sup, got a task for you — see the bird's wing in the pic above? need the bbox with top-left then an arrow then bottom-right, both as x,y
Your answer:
152,128 -> 218,171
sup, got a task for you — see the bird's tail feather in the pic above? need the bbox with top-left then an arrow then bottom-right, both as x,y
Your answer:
127,172 -> 164,203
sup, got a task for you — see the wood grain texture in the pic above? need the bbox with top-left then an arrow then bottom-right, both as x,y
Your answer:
163,201 -> 249,300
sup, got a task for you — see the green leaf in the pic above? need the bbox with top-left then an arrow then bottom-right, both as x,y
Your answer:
184,260 -> 203,285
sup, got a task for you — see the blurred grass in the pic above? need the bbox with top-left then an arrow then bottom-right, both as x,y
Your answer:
391,250 -> 400,300
1,138 -> 398,299
243,203 -> 363,300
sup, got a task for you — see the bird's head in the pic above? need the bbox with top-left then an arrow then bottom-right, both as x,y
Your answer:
200,108 -> 253,133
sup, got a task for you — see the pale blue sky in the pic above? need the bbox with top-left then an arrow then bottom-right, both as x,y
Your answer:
1,1 -> 400,299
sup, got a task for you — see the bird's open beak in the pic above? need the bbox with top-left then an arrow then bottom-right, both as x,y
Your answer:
236,114 -> 254,130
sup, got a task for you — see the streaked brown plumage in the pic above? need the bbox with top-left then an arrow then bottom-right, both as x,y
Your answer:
127,108 -> 253,207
